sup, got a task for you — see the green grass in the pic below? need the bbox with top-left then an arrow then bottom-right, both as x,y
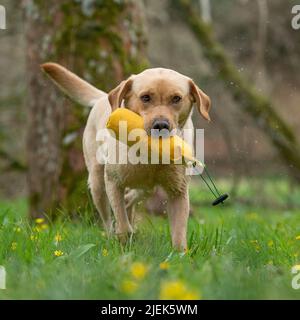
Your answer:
1,178 -> 300,299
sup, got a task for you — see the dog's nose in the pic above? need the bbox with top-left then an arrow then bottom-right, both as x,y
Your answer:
152,119 -> 170,131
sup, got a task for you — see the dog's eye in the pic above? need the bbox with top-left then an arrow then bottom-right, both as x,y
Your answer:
140,94 -> 151,103
172,95 -> 182,104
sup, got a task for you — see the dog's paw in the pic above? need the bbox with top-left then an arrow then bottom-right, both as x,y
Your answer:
115,223 -> 134,245
116,231 -> 134,246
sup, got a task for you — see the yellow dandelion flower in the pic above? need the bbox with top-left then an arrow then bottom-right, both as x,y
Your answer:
246,212 -> 259,220
54,233 -> 62,242
268,240 -> 274,247
182,291 -> 201,300
296,235 -> 300,240
130,262 -> 148,280
14,227 -> 21,233
159,261 -> 170,270
250,240 -> 260,252
30,234 -> 38,241
159,280 -> 186,300
102,248 -> 108,257
11,242 -> 17,251
35,218 -> 44,224
159,280 -> 200,300
34,224 -> 48,232
54,250 -> 64,257
121,279 -> 138,294
40,224 -> 48,230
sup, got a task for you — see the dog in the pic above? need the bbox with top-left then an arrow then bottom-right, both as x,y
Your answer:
41,63 -> 211,250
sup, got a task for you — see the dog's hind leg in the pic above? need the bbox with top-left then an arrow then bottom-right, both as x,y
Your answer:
124,188 -> 144,227
88,165 -> 113,234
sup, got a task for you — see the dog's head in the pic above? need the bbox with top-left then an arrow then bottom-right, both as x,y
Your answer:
108,68 -> 211,135
40,64 -> 211,134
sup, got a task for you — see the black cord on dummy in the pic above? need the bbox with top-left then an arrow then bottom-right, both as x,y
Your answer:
192,162 -> 229,206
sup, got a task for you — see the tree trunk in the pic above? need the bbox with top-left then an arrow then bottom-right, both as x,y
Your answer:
24,0 -> 147,218
174,0 -> 300,182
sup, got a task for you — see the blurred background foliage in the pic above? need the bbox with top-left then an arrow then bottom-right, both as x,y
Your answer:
0,0 -> 300,216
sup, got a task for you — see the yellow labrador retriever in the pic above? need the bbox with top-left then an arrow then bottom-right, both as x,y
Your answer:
41,63 -> 211,250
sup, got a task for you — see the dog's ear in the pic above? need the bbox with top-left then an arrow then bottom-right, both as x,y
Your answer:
189,80 -> 211,121
108,78 -> 133,110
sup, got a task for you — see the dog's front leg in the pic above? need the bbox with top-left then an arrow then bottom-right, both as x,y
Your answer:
167,190 -> 190,251
104,173 -> 133,241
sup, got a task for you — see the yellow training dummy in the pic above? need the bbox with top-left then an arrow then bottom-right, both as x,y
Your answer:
106,108 -> 229,206
106,108 -> 202,166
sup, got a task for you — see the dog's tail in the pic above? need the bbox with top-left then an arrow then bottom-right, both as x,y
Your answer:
41,62 -> 106,107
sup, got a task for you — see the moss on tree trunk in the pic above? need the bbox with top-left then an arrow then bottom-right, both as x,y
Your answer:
25,0 -> 148,217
